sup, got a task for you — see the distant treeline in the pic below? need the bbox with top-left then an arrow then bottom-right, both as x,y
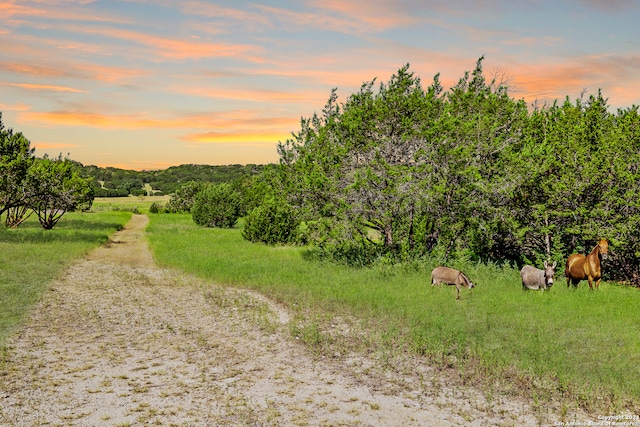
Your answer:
79,163 -> 265,197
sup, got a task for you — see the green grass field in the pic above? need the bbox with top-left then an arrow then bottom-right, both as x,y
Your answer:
92,195 -> 170,213
2,206 -> 638,414
0,210 -> 132,345
146,213 -> 640,413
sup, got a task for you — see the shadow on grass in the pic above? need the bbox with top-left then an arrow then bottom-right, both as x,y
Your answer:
0,217 -> 125,244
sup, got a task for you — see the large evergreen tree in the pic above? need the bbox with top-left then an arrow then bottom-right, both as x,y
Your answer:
275,58 -> 528,262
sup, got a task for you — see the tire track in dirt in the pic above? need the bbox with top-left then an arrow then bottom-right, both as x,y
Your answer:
0,214 -> 551,426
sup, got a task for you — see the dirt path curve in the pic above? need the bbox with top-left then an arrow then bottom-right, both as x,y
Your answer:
1,215 -> 547,426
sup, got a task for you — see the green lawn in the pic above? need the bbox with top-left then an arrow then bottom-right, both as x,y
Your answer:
2,209 -> 637,413
92,195 -> 169,214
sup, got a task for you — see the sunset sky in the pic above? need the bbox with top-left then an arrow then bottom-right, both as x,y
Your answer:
1,0 -> 639,170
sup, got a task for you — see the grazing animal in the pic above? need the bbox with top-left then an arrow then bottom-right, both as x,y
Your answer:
521,260 -> 557,291
565,238 -> 609,289
431,266 -> 475,300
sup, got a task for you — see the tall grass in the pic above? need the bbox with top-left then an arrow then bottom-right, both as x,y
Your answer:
0,210 -> 132,346
147,213 -> 640,412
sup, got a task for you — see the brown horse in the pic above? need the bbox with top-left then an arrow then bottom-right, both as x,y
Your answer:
565,238 -> 609,289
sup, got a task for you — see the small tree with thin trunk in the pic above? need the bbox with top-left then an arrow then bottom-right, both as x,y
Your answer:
27,155 -> 95,230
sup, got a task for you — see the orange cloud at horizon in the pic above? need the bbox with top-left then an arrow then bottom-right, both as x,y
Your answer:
17,109 -> 299,154
32,141 -> 79,149
20,110 -> 164,129
182,130 -> 290,145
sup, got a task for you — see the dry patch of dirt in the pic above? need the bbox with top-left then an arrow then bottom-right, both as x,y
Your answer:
1,215 -> 563,426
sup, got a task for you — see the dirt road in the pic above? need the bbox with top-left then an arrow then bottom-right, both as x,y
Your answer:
0,215 -> 553,426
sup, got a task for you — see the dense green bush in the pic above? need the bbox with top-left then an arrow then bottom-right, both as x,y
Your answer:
191,183 -> 240,228
166,181 -> 205,213
242,198 -> 299,244
149,202 -> 164,214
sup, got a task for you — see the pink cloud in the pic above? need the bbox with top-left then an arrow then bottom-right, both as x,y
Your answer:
307,0 -> 419,30
1,2 -> 248,67
62,24 -> 264,62
182,1 -> 417,35
0,102 -> 31,112
1,0 -> 129,25
0,1 -> 42,20
507,54 -> 640,108
11,83 -> 88,93
0,60 -> 150,83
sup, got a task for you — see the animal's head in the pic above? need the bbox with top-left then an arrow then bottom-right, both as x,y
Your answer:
597,238 -> 609,260
463,274 -> 476,289
543,260 -> 557,287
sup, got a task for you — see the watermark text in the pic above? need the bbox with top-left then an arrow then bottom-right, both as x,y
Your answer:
554,414 -> 640,427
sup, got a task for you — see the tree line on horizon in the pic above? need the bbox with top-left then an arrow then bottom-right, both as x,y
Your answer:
81,163 -> 265,197
168,57 -> 640,286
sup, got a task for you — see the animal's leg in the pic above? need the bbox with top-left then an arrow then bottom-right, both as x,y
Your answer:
456,284 -> 460,300
588,277 -> 593,289
595,278 -> 601,289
